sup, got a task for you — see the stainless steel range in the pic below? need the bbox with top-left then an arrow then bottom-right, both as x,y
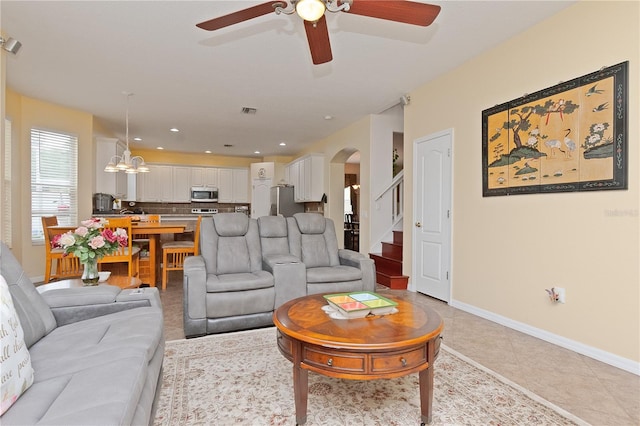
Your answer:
191,208 -> 218,214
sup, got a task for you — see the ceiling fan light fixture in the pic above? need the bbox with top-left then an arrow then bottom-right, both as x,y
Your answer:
296,0 -> 326,22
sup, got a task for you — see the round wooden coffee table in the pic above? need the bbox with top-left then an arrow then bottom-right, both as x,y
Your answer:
273,292 -> 444,425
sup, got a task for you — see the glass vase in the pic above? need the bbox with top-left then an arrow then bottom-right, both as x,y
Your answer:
81,258 -> 99,285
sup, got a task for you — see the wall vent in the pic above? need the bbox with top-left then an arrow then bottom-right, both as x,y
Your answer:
241,107 -> 257,114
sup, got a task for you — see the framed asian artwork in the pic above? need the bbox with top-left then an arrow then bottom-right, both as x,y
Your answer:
482,61 -> 628,197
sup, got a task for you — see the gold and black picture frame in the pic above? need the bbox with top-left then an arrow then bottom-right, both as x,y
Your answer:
482,61 -> 628,197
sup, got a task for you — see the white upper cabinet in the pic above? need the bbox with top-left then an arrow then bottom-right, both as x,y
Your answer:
138,165 -> 173,202
191,167 -> 219,187
136,165 -> 248,203
173,166 -> 191,202
286,154 -> 324,202
218,168 -> 249,203
232,168 -> 249,202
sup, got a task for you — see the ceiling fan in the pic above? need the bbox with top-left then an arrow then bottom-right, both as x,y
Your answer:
196,0 -> 441,65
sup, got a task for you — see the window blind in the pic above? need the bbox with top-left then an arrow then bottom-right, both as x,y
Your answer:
31,128 -> 78,244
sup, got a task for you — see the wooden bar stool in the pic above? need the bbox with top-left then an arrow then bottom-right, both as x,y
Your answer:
161,216 -> 201,290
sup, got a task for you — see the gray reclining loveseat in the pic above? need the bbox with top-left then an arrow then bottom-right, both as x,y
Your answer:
0,242 -> 164,425
183,212 -> 375,338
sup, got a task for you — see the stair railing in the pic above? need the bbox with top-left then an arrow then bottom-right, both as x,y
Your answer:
375,170 -> 404,223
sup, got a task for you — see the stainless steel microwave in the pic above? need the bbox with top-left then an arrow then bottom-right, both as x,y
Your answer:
191,186 -> 218,202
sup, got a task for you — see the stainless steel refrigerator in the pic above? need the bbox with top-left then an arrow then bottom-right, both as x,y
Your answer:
270,186 -> 304,217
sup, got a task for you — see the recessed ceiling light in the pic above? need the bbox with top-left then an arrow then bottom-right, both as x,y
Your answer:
157,147 -> 164,150
279,142 -> 286,146
254,151 -> 260,154
205,150 -> 212,154
170,128 -> 179,132
133,137 -> 142,141
324,115 -> 333,120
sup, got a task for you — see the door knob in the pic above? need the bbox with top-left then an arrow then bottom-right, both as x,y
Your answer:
415,222 -> 422,227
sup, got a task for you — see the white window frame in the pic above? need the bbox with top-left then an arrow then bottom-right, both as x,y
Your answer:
31,128 -> 78,244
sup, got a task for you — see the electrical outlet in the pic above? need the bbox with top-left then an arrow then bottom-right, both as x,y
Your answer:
555,287 -> 566,304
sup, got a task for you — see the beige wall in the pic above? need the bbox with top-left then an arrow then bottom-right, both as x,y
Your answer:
130,147 -> 256,168
404,1 -> 639,363
300,116 -> 372,253
6,89 -> 96,278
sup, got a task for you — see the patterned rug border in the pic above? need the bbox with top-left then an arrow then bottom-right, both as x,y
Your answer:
161,327 -> 590,425
439,345 -> 590,426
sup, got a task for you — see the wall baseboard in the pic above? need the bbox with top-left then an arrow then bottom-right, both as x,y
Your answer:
450,299 -> 640,376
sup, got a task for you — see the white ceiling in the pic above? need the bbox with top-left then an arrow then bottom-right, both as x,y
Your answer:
1,1 -> 575,158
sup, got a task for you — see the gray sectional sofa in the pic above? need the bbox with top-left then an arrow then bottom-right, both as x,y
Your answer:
0,242 -> 164,425
183,212 -> 376,337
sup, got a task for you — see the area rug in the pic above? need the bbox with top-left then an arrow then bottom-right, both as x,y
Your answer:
154,327 -> 589,426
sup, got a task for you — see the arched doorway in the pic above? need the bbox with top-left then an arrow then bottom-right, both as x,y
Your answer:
330,148 -> 360,250
344,152 -> 360,251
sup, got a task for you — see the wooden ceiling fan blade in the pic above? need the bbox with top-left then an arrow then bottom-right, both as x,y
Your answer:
304,16 -> 333,65
196,2 -> 280,31
345,0 -> 441,26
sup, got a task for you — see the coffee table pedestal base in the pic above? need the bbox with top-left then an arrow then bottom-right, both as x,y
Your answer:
278,330 -> 441,425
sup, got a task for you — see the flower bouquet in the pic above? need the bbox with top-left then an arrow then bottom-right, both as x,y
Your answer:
52,218 -> 128,284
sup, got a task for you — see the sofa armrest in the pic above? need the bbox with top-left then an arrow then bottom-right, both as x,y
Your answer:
41,285 -> 158,326
42,285 -> 121,307
338,249 -> 376,292
183,255 -> 207,337
262,254 -> 307,308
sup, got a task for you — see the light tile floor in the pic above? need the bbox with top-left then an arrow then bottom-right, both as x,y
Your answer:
159,275 -> 639,425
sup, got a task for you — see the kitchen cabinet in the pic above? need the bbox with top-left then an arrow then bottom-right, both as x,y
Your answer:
288,160 -> 302,201
286,154 -> 324,202
173,166 -> 191,202
191,167 -> 219,187
136,164 -> 248,203
138,165 -> 173,202
95,138 -> 128,198
218,168 -> 249,203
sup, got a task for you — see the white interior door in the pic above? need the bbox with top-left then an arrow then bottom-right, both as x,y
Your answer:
251,178 -> 272,218
412,130 -> 452,302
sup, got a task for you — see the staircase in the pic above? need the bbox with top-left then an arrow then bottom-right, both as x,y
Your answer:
369,230 -> 409,290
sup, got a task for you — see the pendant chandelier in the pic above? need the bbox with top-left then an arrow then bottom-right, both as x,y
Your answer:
104,92 -> 149,174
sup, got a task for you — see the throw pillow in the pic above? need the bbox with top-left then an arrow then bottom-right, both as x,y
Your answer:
0,274 -> 35,415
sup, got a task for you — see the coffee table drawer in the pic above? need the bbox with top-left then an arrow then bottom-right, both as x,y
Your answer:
371,346 -> 427,373
303,347 -> 366,373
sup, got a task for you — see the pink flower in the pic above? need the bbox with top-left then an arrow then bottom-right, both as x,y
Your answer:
51,233 -> 62,248
101,228 -> 117,243
82,218 -> 104,229
74,226 -> 89,237
58,232 -> 76,248
88,235 -> 106,250
114,228 -> 128,246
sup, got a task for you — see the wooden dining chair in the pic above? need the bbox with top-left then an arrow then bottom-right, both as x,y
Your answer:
161,216 -> 201,290
41,216 -> 81,282
98,217 -> 141,282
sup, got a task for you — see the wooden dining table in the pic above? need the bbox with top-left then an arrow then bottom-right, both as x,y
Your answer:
49,220 -> 188,287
